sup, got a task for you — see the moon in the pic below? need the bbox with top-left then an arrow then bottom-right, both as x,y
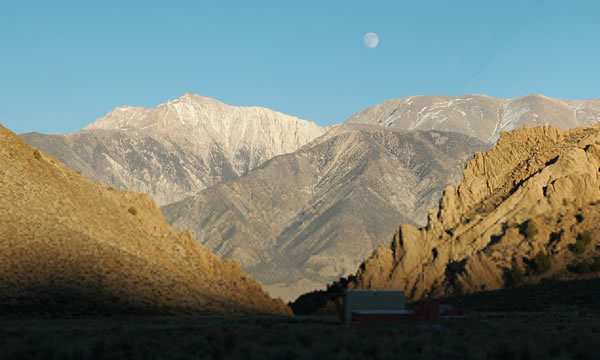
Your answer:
363,32 -> 379,48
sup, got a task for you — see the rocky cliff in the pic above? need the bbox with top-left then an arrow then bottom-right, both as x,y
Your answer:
162,125 -> 489,301
349,124 -> 600,300
346,94 -> 600,143
0,123 -> 290,315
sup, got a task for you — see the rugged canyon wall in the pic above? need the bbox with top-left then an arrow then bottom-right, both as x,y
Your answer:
349,124 -> 600,300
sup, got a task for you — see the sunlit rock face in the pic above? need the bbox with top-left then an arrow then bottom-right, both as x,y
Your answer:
349,124 -> 600,301
23,93 -> 325,206
347,94 -> 600,143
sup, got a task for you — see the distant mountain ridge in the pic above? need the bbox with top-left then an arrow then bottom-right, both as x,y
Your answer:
161,125 -> 489,300
85,93 -> 325,175
22,94 -> 325,206
347,94 -> 600,143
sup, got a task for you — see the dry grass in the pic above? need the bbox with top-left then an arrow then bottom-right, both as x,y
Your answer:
0,124 -> 290,316
1,313 -> 599,360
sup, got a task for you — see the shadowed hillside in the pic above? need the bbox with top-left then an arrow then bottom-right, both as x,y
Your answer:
0,124 -> 290,315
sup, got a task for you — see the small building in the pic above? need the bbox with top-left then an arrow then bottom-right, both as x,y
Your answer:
415,298 -> 440,321
344,290 -> 407,326
344,290 -> 462,326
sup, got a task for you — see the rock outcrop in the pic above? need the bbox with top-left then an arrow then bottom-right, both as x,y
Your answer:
22,93 -> 325,206
346,94 -> 600,143
162,125 -> 489,301
0,124 -> 290,315
348,124 -> 600,300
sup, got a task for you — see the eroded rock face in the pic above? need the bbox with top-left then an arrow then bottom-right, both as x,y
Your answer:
0,124 -> 290,315
350,125 -> 600,300
346,94 -> 600,143
22,93 -> 325,206
161,125 -> 489,301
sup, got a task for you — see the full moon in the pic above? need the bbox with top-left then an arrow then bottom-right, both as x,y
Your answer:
363,32 -> 379,48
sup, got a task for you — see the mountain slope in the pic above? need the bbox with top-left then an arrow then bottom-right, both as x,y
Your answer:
22,93 -> 325,206
0,123 -> 290,315
347,94 -> 600,143
162,125 -> 489,300
86,93 -> 325,176
347,124 -> 600,300
20,129 -> 226,207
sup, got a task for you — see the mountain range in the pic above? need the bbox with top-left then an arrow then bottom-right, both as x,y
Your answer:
19,93 -> 600,302
347,94 -> 600,143
22,93 -> 324,206
162,124 -> 488,300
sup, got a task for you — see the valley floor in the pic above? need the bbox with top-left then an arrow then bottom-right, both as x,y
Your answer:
2,311 -> 599,360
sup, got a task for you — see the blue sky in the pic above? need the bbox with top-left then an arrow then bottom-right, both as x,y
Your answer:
1,0 -> 599,134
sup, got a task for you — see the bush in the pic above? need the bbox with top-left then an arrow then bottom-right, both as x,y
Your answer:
507,261 -> 525,286
524,220 -> 538,239
569,261 -> 591,274
533,251 -> 551,275
591,257 -> 600,273
127,207 -> 137,215
569,257 -> 600,274
573,231 -> 592,254
453,281 -> 464,296
33,149 -> 42,160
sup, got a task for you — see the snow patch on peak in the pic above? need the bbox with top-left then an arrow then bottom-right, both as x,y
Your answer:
488,102 -> 530,142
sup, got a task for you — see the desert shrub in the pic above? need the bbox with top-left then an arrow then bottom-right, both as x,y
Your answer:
533,251 -> 551,275
569,257 -> 600,274
523,220 -> 538,239
506,261 -> 525,286
128,207 -> 137,215
33,149 -> 42,160
568,261 -> 591,274
591,257 -> 600,272
453,281 -> 464,296
573,231 -> 592,254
